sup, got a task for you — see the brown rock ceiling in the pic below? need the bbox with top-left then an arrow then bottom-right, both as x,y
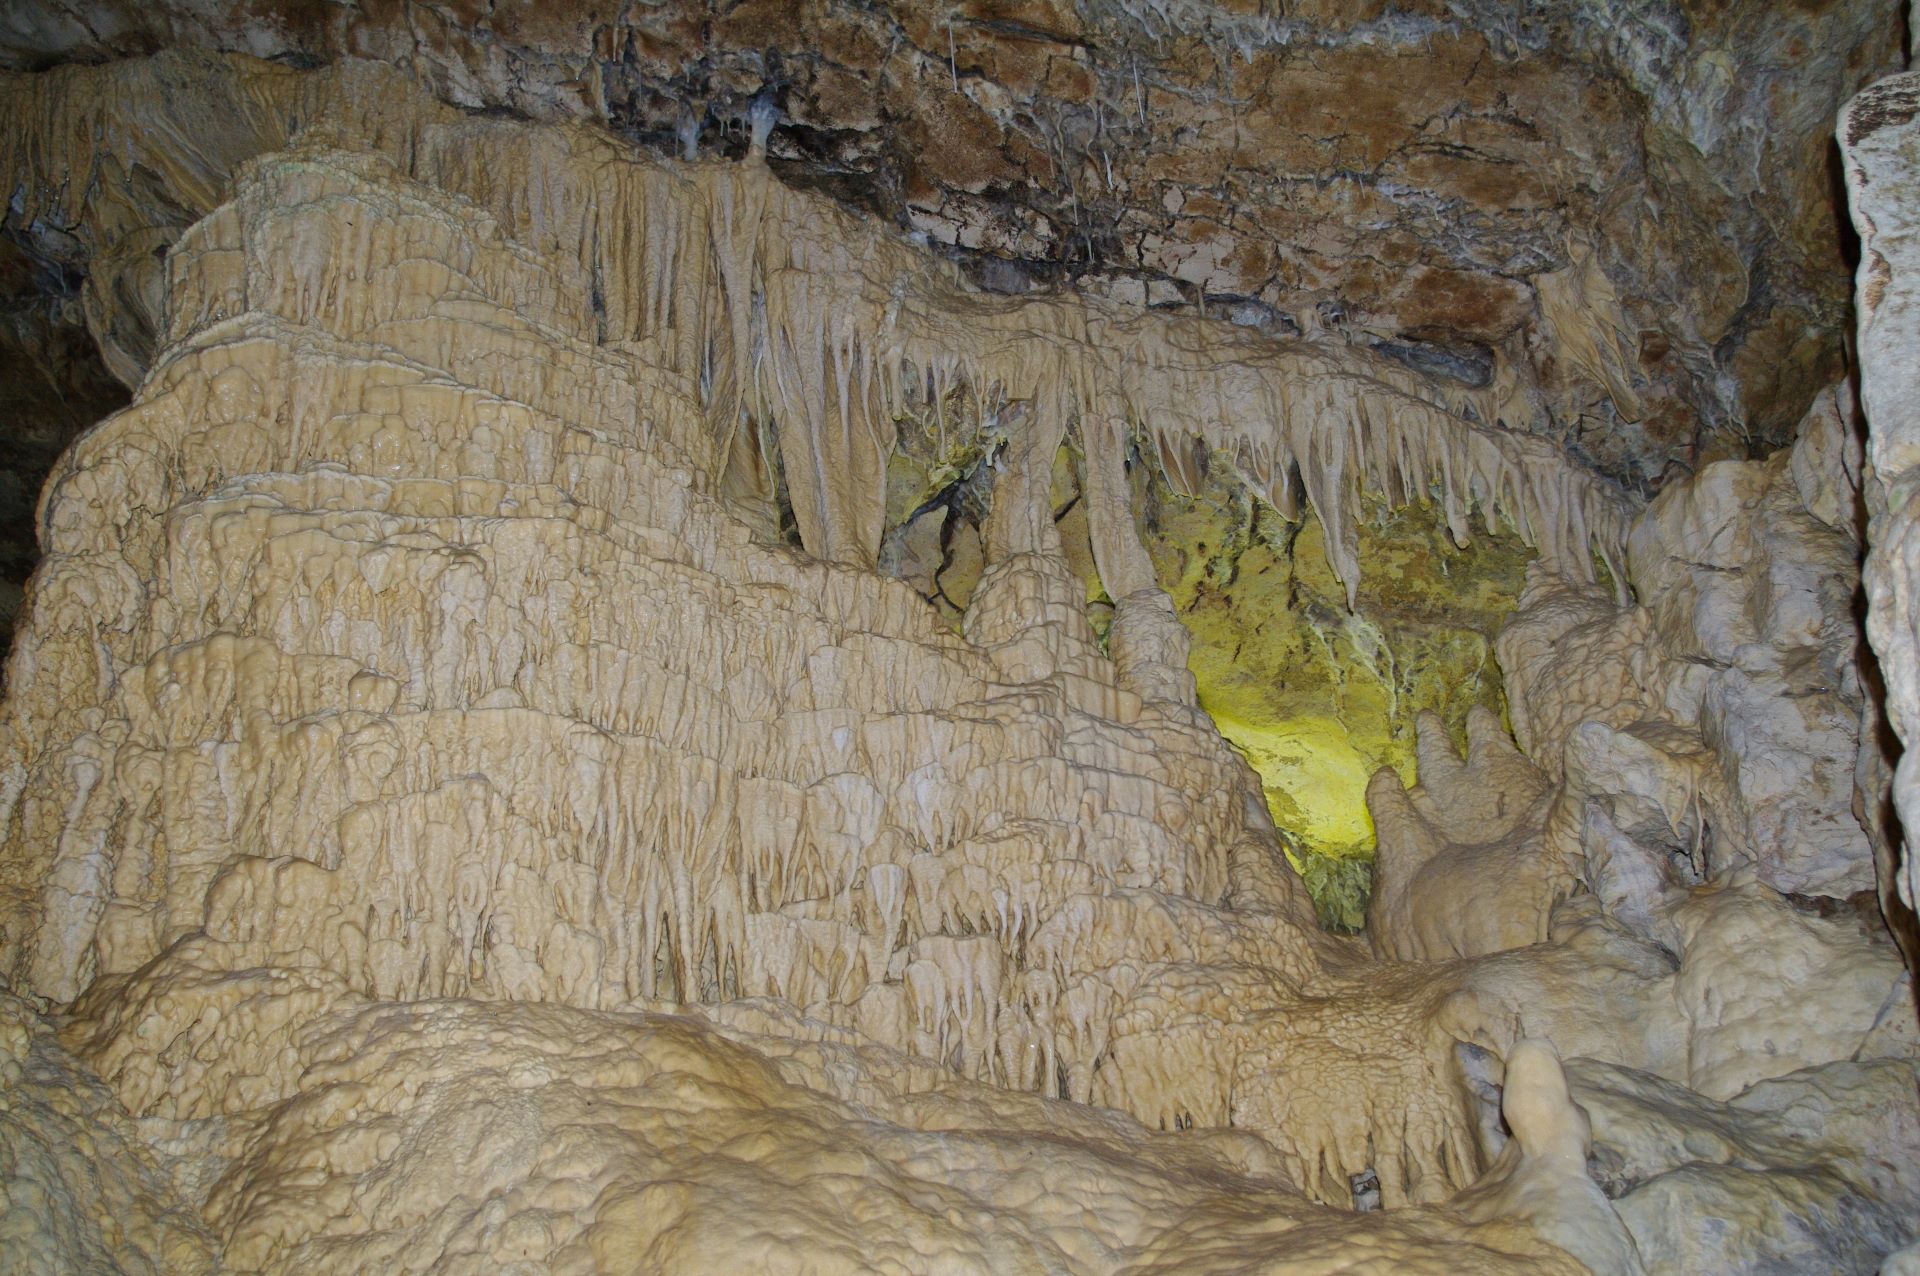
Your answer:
0,0 -> 1901,495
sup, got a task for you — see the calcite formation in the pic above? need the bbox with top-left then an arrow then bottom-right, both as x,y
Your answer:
0,0 -> 1901,488
0,32 -> 1915,1276
1844,69 -> 1920,976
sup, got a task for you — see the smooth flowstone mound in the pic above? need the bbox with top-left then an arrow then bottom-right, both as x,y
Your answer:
35,973 -> 1589,1275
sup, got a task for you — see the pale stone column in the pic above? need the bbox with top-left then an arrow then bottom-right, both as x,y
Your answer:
1841,73 -> 1920,971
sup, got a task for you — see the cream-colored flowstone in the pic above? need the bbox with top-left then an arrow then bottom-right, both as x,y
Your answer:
0,48 -> 1914,1276
0,991 -> 215,1274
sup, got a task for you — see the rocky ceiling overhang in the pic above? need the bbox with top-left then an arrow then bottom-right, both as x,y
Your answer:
0,0 -> 1902,492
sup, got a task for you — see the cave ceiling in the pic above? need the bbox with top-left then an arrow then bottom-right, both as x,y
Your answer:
3,6 -> 1919,1273
0,0 -> 1901,489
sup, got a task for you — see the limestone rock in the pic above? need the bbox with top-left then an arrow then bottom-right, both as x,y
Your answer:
0,0 -> 1900,489
0,988 -> 217,1274
1455,1040 -> 1644,1276
1628,446 -> 1874,896
1792,379 -> 1867,543
41,959 -> 1592,1275
1373,416 -> 1889,957
1667,882 -> 1914,1101
0,27 -> 1913,1276
1492,422 -> 1882,901
1572,1055 -> 1920,1275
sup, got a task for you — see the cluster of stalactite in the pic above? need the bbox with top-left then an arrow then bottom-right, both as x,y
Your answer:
0,52 -> 1632,610
2,149 -> 1329,1137
14,61 -> 1909,1271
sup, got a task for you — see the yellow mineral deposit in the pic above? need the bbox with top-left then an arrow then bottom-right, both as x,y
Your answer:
0,46 -> 1913,1276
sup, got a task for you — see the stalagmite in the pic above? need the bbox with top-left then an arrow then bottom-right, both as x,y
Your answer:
1455,1039 -> 1644,1276
1365,707 -> 1568,961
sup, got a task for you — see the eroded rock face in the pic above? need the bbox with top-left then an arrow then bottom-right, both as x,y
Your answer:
1573,1055 -> 1920,1275
0,990 -> 216,1274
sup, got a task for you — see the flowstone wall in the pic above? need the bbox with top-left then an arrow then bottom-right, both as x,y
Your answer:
0,49 -> 1914,1276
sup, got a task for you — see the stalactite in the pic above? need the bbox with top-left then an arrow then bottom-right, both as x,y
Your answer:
7,57 -> 1905,1273
2,52 -> 1633,605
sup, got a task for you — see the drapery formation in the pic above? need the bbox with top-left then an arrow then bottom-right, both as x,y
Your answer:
2,51 -> 1632,608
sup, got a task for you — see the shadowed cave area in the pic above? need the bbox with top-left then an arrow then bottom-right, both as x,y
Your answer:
2,4 -> 1920,1274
